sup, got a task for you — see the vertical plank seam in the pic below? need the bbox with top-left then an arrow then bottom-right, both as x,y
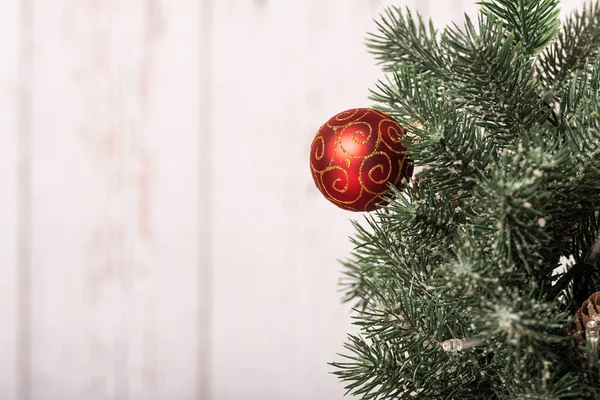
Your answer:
198,0 -> 213,399
17,0 -> 33,399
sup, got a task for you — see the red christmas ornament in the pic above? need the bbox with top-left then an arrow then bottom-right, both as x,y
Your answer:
309,108 -> 413,212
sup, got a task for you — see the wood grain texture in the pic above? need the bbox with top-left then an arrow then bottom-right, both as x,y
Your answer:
0,1 -> 21,399
29,1 -> 202,399
211,1 -> 415,399
420,0 -> 472,25
0,0 -> 587,399
560,0 -> 584,16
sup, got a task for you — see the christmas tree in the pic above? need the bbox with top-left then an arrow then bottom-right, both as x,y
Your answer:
324,0 -> 600,398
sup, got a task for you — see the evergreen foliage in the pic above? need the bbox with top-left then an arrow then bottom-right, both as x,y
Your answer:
332,1 -> 600,398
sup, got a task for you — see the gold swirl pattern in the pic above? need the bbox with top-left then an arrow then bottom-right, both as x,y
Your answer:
309,108 -> 413,212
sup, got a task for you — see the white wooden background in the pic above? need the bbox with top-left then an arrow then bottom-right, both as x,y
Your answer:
0,1 -> 582,399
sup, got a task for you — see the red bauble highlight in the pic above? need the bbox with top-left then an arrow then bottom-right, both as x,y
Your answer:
309,108 -> 413,212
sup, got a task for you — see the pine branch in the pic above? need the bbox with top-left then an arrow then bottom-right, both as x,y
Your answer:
370,64 -> 452,126
332,334 -> 489,399
504,371 -> 585,399
370,12 -> 558,144
443,15 -> 553,142
560,55 -> 600,149
536,1 -> 600,96
340,184 -> 457,308
333,1 -> 600,398
366,7 -> 448,77
479,0 -> 561,56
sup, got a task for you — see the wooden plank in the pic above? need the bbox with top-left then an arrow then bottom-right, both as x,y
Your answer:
127,1 -> 204,398
0,0 -> 22,399
560,0 -> 584,18
211,1 -> 413,399
29,1 -> 202,399
423,0 -> 472,26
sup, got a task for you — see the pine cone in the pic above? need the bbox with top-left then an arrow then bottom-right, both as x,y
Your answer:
576,291 -> 600,339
